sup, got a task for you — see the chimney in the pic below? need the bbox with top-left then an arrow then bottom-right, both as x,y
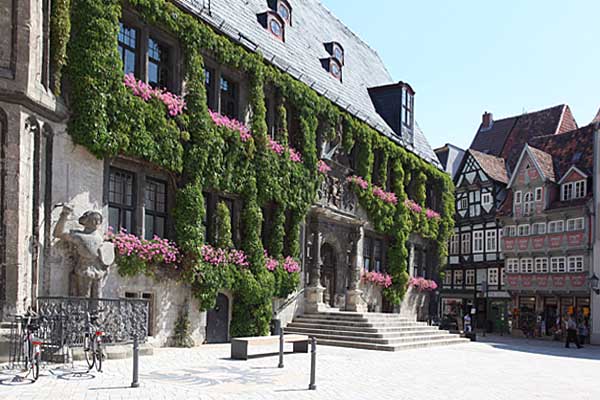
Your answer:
482,112 -> 493,130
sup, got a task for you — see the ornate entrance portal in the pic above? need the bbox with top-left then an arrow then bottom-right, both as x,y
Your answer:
320,243 -> 337,307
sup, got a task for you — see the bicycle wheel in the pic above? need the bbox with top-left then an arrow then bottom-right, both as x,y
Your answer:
95,346 -> 102,372
84,335 -> 95,369
32,352 -> 40,380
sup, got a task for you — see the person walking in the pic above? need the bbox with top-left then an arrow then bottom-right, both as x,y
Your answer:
565,315 -> 582,349
577,319 -> 588,346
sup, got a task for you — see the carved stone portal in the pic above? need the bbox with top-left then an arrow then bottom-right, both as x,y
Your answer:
53,205 -> 115,298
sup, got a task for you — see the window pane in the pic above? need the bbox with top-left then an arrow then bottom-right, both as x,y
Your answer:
124,210 -> 133,232
155,217 -> 165,238
109,207 -> 119,231
144,214 -> 154,240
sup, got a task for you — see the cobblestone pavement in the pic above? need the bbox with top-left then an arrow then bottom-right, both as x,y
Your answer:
1,336 -> 599,400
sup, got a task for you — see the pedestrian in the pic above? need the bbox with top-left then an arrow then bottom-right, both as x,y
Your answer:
577,320 -> 588,346
463,313 -> 472,333
565,314 -> 582,349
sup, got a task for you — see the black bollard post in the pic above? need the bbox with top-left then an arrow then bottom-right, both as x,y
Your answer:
278,330 -> 284,368
308,336 -> 316,390
131,334 -> 139,388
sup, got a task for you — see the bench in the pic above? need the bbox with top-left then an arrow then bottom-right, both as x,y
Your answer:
231,334 -> 309,360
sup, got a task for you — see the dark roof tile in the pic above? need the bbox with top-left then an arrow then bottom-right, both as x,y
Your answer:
468,149 -> 509,183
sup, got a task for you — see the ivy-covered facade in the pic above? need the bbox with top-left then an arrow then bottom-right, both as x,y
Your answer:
0,0 -> 454,345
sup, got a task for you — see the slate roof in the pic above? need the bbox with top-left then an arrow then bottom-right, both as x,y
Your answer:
434,143 -> 465,179
468,149 -> 508,184
527,145 -> 556,182
174,0 -> 440,167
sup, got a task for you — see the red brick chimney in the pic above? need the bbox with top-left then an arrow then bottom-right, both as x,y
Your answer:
482,111 -> 493,130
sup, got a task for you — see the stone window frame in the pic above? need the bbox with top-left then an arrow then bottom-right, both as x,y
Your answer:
119,9 -> 182,93
363,232 -> 386,273
203,56 -> 245,120
104,157 -> 176,240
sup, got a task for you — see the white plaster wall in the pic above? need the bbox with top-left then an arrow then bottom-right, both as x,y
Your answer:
45,127 -> 105,297
273,291 -> 304,329
103,269 -> 206,346
359,281 -> 382,312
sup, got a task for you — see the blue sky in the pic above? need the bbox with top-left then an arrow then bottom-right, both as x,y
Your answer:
322,0 -> 600,151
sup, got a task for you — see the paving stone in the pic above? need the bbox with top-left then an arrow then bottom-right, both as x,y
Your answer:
0,336 -> 599,399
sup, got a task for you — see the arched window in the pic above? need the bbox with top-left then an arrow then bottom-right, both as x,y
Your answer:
277,0 -> 292,24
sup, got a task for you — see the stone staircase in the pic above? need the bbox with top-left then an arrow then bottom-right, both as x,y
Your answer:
284,311 -> 468,351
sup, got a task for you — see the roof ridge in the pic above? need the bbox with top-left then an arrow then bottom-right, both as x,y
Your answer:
531,121 -> 596,140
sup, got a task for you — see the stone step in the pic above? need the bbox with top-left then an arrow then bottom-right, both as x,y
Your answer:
286,321 -> 445,334
294,317 -> 427,328
301,312 -> 418,323
315,337 -> 470,352
284,326 -> 449,339
285,329 -> 457,345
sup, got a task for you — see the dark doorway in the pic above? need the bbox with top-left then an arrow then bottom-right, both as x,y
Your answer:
207,293 -> 229,343
320,243 -> 336,307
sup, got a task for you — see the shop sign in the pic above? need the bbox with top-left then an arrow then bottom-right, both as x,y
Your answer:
567,232 -> 584,247
532,237 -> 545,249
569,274 -> 586,288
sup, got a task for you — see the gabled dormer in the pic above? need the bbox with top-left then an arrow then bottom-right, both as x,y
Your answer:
368,82 -> 414,143
558,165 -> 588,201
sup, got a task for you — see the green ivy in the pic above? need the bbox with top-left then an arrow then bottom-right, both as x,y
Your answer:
54,0 -> 454,335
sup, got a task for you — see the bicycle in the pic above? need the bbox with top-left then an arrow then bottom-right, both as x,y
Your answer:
82,309 -> 105,372
14,311 -> 43,381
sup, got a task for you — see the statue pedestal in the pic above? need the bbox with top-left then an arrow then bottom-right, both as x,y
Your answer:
345,289 -> 368,312
304,286 -> 329,313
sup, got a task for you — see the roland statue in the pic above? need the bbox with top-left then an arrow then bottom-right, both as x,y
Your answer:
53,205 -> 115,298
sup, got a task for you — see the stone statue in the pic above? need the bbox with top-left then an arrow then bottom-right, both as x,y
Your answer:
53,205 -> 115,298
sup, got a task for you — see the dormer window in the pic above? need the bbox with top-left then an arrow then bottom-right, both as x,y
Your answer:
561,180 -> 586,201
402,85 -> 414,131
258,10 -> 286,41
332,43 -> 344,65
270,17 -> 283,38
330,59 -> 342,80
277,0 -> 292,24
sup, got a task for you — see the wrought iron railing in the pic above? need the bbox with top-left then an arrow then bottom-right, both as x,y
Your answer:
37,296 -> 149,348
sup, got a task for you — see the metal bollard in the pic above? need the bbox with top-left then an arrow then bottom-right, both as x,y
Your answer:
278,330 -> 284,368
308,336 -> 316,390
131,334 -> 139,388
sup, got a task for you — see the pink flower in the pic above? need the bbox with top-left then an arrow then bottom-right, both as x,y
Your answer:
208,109 -> 253,142
288,147 -> 303,163
123,74 -> 185,116
269,138 -> 285,155
318,160 -> 331,174
409,276 -> 438,291
360,270 -> 393,288
108,229 -> 180,268
346,175 -> 369,190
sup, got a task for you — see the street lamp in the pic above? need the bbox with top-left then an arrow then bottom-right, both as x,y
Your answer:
590,273 -> 600,295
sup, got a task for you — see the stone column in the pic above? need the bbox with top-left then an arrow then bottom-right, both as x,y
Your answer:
305,225 -> 327,313
408,242 -> 416,277
346,225 -> 367,312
